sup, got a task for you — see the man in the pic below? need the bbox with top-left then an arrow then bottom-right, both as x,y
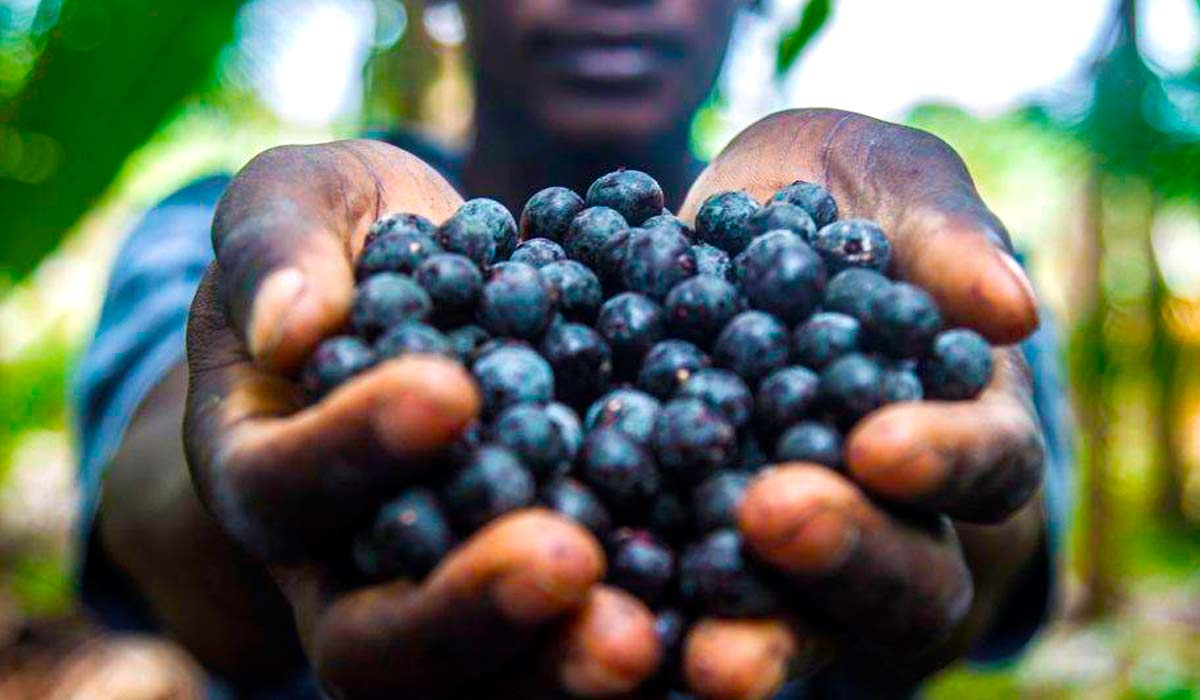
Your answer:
75,1 -> 1070,698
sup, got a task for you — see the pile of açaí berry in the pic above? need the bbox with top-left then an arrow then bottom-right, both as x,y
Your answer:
301,170 -> 994,670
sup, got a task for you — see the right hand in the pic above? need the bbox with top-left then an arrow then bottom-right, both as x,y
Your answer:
182,141 -> 661,698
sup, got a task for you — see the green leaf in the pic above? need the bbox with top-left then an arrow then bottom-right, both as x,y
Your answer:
775,0 -> 833,77
0,0 -> 243,281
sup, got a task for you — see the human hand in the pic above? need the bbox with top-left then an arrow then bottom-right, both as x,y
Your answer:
671,109 -> 1047,696
182,141 -> 662,698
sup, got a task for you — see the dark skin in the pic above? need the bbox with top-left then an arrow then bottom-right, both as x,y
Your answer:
98,1 -> 1047,697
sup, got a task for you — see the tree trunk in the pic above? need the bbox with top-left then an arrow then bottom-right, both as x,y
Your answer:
1073,167 -> 1118,620
363,0 -> 440,129
1146,207 -> 1186,525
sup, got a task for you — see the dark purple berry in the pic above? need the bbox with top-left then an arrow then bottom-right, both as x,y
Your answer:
353,488 -> 454,580
820,353 -> 885,422
770,181 -> 838,228
492,403 -> 570,477
586,169 -> 665,226
637,340 -> 711,400
474,198 -> 520,258
585,388 -> 662,446
365,212 -> 437,248
692,243 -> 732,280
738,236 -> 826,325
595,292 -> 667,376
350,272 -> 432,339
471,345 -> 554,417
692,471 -> 750,533
595,227 -> 633,293
792,312 -> 861,370
695,190 -> 759,255
540,477 -> 611,537
540,322 -> 614,409
652,398 -> 737,485
447,324 -> 490,362
302,336 -> 376,396
676,368 -> 753,430
865,282 -> 942,358
375,321 -> 452,359
824,268 -> 891,323
654,609 -> 687,676
882,364 -> 924,403
471,337 -> 531,366
649,492 -> 692,543
356,231 -> 443,279
811,219 -> 892,274
448,422 -> 484,464
607,528 -> 674,604
643,212 -> 693,240
919,329 -> 993,400
756,366 -> 820,431
414,253 -> 484,317
679,529 -> 781,617
477,262 -> 555,339
622,227 -> 697,301
746,202 -> 817,242
664,276 -> 743,347
775,422 -> 842,468
713,311 -> 791,383
443,445 -> 536,531
545,402 -> 583,462
735,433 -> 769,473
539,260 -> 603,323
510,238 -> 567,268
520,186 -> 585,242
565,206 -> 627,268
578,427 -> 660,514
732,229 -> 807,282
436,200 -> 508,266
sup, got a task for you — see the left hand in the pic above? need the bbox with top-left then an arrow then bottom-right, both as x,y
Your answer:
672,109 -> 1047,699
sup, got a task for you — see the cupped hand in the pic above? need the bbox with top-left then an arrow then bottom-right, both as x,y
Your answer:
669,109 -> 1048,697
182,141 -> 661,699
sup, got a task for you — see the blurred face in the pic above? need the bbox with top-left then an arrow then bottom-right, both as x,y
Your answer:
460,0 -> 745,147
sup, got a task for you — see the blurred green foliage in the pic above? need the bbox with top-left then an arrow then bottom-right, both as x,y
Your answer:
775,0 -> 832,76
0,344 -> 70,476
0,0 -> 241,282
1086,3 -> 1200,202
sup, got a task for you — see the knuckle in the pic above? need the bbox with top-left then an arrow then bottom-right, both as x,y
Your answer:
242,143 -> 314,173
944,422 -> 1046,524
204,438 -> 332,562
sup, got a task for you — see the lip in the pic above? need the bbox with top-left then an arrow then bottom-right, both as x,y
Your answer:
526,29 -> 685,87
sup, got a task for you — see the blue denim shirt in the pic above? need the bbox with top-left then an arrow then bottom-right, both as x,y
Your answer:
72,137 -> 1072,699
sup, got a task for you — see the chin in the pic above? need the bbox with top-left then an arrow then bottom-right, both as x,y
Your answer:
536,98 -> 679,149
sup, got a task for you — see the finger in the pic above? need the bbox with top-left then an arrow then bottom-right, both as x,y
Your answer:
738,465 -> 973,651
185,271 -> 480,560
682,619 -> 801,700
846,348 -> 1045,523
214,140 -> 462,371
301,510 -> 604,698
679,109 -> 1038,344
555,586 -> 661,698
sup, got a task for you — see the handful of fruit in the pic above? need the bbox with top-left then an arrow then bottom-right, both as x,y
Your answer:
301,169 -> 994,677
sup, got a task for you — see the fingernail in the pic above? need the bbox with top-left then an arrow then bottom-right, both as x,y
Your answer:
377,390 -> 472,458
249,267 -> 307,361
792,508 -> 860,574
996,250 -> 1037,304
373,357 -> 481,457
749,503 -> 859,576
994,250 -> 1041,339
493,556 -> 593,625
